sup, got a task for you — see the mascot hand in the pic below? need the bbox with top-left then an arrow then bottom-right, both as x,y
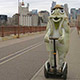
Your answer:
44,35 -> 49,43
58,36 -> 64,44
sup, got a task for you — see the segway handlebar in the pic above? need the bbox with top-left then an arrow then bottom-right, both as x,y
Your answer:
49,37 -> 58,40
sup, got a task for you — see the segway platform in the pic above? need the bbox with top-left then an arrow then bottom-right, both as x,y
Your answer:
44,61 -> 68,80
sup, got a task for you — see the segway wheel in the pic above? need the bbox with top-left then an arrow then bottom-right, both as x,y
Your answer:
44,66 -> 49,78
62,64 -> 68,80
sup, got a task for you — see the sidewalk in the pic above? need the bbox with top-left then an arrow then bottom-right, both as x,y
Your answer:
0,32 -> 45,48
0,32 -> 45,41
31,28 -> 80,80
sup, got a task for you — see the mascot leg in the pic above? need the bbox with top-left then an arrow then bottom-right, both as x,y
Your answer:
57,42 -> 67,69
49,51 -> 54,68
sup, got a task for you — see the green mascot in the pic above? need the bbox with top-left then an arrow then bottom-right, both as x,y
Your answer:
44,4 -> 70,72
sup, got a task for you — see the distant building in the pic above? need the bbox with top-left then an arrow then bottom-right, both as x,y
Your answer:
64,4 -> 69,16
70,8 -> 80,27
0,15 -> 7,26
77,15 -> 80,27
31,9 -> 38,14
18,2 -> 39,26
77,8 -> 80,15
19,2 -> 29,26
70,14 -> 77,27
7,17 -> 13,26
12,13 -> 19,26
51,1 -> 56,12
38,10 -> 49,25
31,14 -> 38,26
70,8 -> 77,20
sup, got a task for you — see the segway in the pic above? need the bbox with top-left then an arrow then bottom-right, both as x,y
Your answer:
44,37 -> 68,80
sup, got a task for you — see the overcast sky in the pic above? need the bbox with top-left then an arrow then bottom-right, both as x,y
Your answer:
0,0 -> 80,17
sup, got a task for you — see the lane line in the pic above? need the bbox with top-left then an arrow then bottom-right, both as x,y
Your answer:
31,60 -> 49,80
31,65 -> 44,80
0,42 -> 43,65
0,42 -> 42,61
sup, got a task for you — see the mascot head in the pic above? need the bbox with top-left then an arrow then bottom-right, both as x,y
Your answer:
49,4 -> 67,23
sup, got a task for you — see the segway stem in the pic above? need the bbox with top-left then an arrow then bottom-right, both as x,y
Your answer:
53,39 -> 57,69
49,37 -> 58,73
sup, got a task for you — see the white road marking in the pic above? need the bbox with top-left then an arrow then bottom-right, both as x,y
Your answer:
31,65 -> 44,80
0,42 -> 41,60
0,42 -> 43,65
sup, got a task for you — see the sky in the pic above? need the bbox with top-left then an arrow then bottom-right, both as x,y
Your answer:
0,0 -> 80,17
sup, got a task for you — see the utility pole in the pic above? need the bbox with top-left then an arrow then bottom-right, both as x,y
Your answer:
17,0 -> 25,38
17,0 -> 20,38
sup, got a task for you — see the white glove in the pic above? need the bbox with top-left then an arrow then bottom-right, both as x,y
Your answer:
58,36 -> 64,44
44,35 -> 49,43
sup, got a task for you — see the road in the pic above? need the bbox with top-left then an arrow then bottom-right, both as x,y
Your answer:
0,28 -> 80,80
0,33 -> 48,80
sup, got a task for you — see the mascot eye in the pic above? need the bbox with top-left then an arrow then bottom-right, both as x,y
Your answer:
60,9 -> 64,13
51,10 -> 55,14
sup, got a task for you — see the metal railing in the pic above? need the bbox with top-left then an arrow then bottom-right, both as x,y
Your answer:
0,26 -> 46,37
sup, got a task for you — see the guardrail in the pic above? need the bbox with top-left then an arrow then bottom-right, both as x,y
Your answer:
0,26 -> 46,37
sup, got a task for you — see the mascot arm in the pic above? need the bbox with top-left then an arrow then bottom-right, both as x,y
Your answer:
64,19 -> 70,34
58,19 -> 70,44
44,22 -> 51,43
58,28 -> 65,44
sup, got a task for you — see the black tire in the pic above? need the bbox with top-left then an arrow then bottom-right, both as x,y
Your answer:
44,66 -> 49,78
62,64 -> 68,80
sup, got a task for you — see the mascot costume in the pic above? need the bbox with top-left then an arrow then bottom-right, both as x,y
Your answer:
44,4 -> 70,72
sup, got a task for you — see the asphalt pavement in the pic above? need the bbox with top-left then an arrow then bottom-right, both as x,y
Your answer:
0,32 -> 48,80
0,28 -> 80,80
